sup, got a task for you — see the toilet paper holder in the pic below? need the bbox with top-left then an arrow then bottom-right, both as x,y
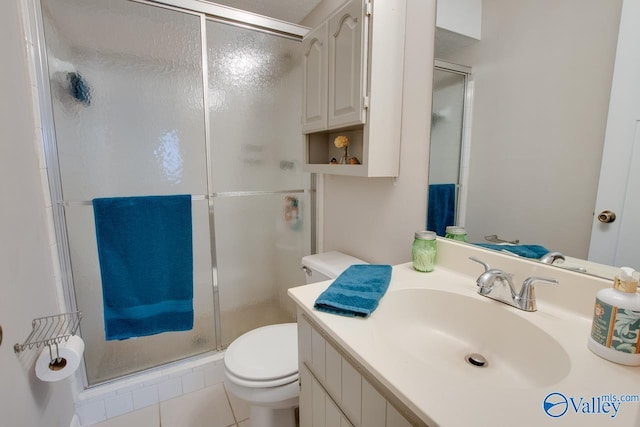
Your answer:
14,311 -> 82,356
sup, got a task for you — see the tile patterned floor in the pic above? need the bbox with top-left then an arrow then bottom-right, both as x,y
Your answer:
92,383 -> 251,427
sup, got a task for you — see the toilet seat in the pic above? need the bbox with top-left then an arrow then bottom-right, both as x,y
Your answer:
225,369 -> 298,389
224,323 -> 298,388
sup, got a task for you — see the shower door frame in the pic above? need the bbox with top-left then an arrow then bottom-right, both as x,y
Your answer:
431,59 -> 473,227
30,0 -> 313,388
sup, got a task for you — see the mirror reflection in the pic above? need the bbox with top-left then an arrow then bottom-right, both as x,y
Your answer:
429,0 -> 640,278
428,61 -> 470,237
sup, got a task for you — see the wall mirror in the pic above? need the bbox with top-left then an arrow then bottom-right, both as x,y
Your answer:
429,0 -> 640,278
428,60 -> 472,237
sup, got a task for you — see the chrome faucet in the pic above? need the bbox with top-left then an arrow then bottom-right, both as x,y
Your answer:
539,251 -> 588,273
469,257 -> 558,311
539,251 -> 565,264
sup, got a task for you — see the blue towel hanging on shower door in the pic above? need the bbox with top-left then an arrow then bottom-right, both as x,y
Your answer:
93,195 -> 194,340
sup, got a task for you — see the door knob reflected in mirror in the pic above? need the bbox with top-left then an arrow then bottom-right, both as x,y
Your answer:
597,210 -> 616,223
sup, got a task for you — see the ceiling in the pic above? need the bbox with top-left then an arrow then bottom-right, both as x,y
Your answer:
210,0 -> 322,24
42,0 -> 317,73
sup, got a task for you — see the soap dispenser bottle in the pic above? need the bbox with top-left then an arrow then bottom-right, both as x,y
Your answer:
588,267 -> 640,365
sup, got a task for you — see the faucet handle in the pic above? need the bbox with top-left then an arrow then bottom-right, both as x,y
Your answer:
469,257 -> 491,272
518,276 -> 558,311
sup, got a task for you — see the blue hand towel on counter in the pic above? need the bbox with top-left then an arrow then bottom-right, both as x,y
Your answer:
93,195 -> 194,340
427,184 -> 456,237
314,264 -> 392,318
474,243 -> 550,259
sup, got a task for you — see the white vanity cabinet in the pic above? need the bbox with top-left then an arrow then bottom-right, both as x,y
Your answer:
297,312 -> 415,427
302,0 -> 407,177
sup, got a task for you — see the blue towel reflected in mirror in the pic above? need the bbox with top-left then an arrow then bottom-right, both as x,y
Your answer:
473,243 -> 550,259
427,184 -> 456,236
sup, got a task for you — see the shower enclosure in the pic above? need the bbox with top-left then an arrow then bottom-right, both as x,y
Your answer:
38,0 -> 311,386
429,60 -> 473,227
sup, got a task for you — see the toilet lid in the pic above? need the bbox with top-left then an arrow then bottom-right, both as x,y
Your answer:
225,323 -> 298,386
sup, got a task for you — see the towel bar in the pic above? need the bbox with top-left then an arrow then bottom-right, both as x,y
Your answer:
484,234 -> 520,245
58,190 -> 310,206
60,195 -> 209,206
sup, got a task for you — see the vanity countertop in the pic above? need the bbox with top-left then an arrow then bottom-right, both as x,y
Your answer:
288,252 -> 640,426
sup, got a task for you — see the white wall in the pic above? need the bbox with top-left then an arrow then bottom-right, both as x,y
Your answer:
439,0 -> 622,258
322,0 -> 435,264
436,0 -> 481,40
299,0 -> 345,27
0,0 -> 75,425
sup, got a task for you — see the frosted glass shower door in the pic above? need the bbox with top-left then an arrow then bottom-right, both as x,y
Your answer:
429,67 -> 468,226
206,21 -> 311,347
41,0 -> 216,385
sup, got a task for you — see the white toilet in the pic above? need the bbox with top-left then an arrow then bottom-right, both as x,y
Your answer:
223,251 -> 366,427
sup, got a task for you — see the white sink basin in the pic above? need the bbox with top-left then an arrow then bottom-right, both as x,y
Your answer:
373,289 -> 571,388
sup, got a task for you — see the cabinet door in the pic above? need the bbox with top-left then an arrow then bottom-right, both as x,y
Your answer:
302,22 -> 328,133
328,0 -> 367,129
300,364 -> 313,427
301,363 -> 355,427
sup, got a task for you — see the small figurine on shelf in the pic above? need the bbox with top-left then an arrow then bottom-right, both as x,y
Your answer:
348,157 -> 360,165
334,135 -> 349,164
329,157 -> 338,164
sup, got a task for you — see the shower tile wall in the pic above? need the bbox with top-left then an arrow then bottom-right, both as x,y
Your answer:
75,354 -> 229,425
89,383 -> 251,427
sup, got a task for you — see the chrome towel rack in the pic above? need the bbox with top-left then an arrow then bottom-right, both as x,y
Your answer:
14,311 -> 82,353
484,234 -> 520,245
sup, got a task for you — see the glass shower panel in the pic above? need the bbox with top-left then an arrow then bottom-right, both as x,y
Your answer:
42,0 -> 208,200
206,20 -> 310,347
207,21 -> 305,193
214,193 -> 310,347
64,202 -> 215,383
41,0 -> 215,385
429,69 -> 466,185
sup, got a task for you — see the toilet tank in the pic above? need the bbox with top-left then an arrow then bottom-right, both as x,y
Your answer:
301,251 -> 367,284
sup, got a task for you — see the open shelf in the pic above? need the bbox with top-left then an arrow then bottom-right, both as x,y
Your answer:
304,126 -> 365,174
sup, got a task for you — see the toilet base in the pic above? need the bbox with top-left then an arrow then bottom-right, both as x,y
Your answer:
249,405 -> 297,427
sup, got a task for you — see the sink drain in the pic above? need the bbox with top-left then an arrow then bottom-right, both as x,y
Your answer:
465,353 -> 488,367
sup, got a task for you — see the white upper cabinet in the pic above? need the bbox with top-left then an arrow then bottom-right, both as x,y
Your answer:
327,0 -> 366,129
302,0 -> 407,177
302,23 -> 328,133
302,0 -> 366,133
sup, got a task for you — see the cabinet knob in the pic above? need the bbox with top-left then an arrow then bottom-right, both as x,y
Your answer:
597,210 -> 616,223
